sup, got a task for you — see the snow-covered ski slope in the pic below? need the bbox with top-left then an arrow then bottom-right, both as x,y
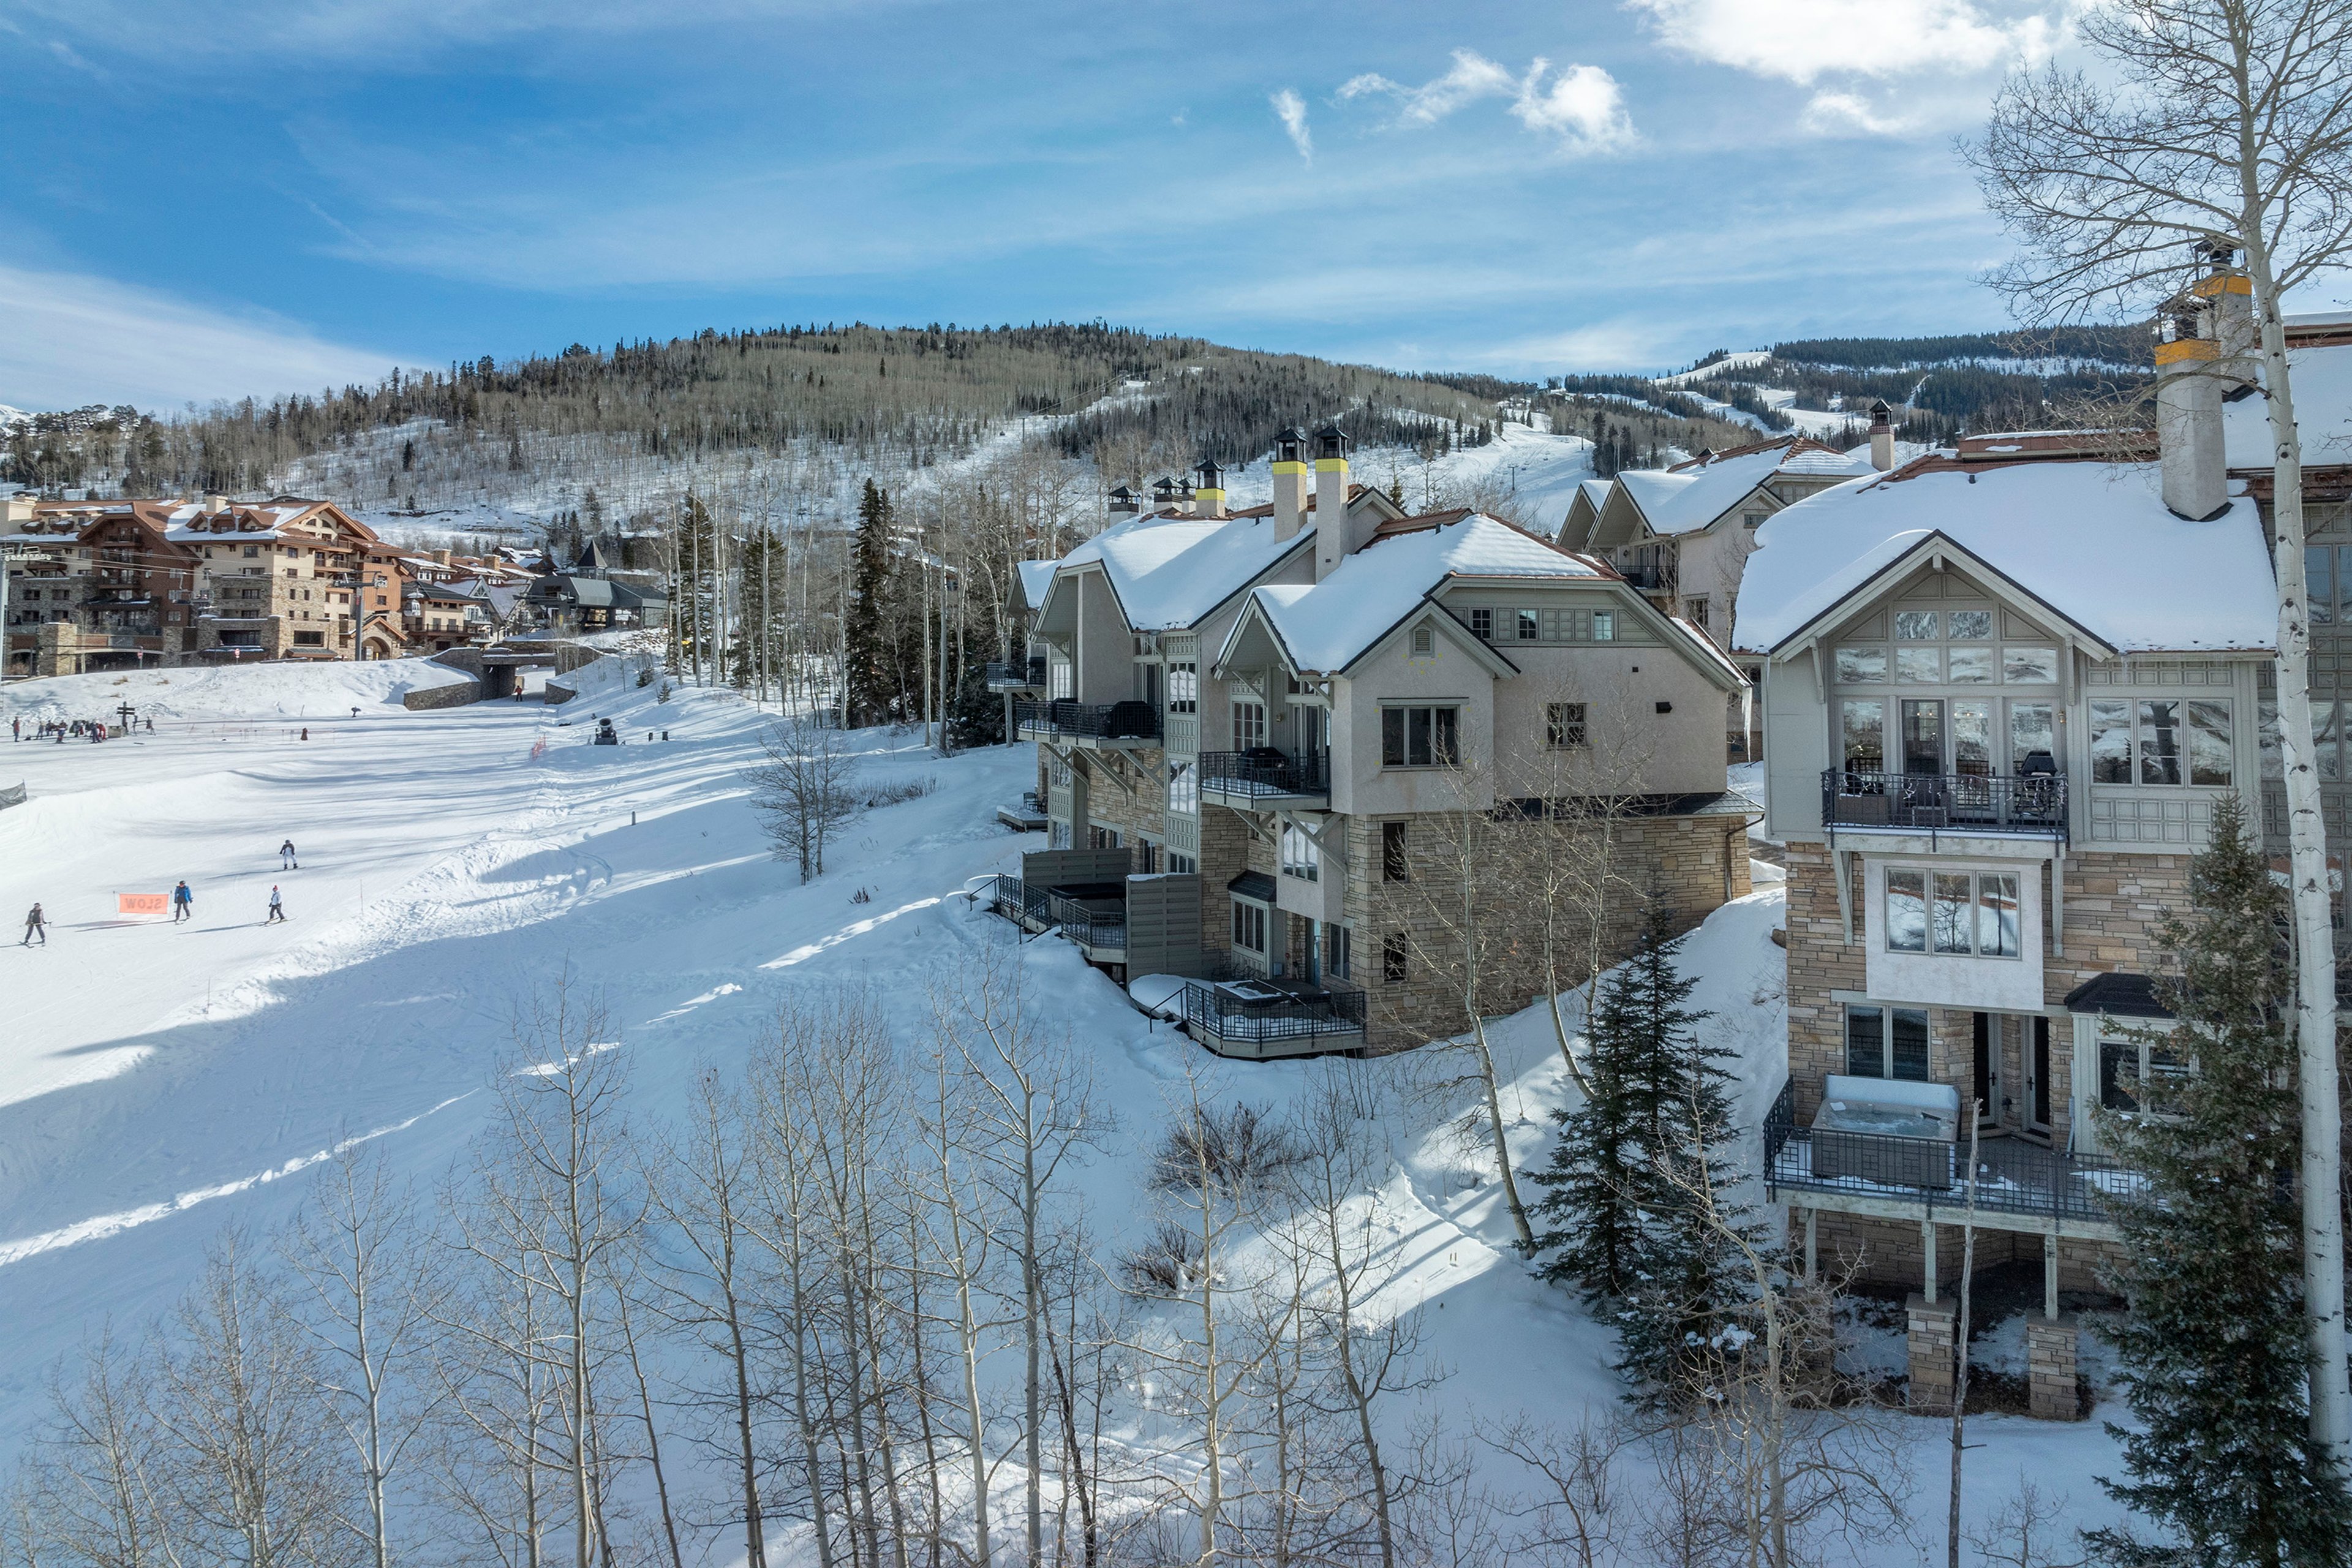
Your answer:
0,657 -> 2144,1558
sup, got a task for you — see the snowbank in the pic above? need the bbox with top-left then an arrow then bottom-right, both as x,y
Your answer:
0,657 -> 470,723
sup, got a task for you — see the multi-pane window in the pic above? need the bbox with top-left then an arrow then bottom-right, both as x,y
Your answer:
1381,705 -> 1458,767
1684,598 -> 1709,628
1884,869 -> 2021,958
1382,932 -> 1409,983
1232,701 -> 1267,751
1166,851 -> 1197,873
1838,607 -> 2055,688
1232,900 -> 1268,954
2089,698 -> 2233,785
1167,761 -> 1197,816
1049,659 -> 1074,699
1280,822 -> 1319,881
2100,1033 -> 2190,1115
1516,609 -> 1540,641
1469,607 -> 1493,639
1167,662 -> 1197,714
1382,821 -> 1409,882
1546,702 -> 1587,749
1088,824 -> 1122,851
1845,1004 -> 1930,1080
1411,625 -> 1435,655
1049,758 -> 1072,788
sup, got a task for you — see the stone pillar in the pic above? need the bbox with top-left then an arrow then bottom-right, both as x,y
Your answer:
1906,1294 -> 1958,1415
2027,1320 -> 2081,1421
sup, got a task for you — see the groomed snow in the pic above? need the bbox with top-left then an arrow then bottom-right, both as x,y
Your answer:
1734,459 -> 2278,655
0,657 -> 2155,1561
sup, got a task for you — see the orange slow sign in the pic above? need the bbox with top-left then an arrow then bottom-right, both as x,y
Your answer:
118,893 -> 169,916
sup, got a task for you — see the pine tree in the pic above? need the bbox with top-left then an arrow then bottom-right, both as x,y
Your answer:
2087,795 -> 2351,1568
844,478 -> 895,725
1529,902 -> 1762,1403
1530,905 -> 1686,1300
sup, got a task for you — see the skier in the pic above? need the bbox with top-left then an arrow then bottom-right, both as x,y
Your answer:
172,880 -> 193,923
21,902 -> 44,946
265,886 -> 286,924
280,839 -> 298,870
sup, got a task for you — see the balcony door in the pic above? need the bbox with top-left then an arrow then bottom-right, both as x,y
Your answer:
1900,699 -> 1943,777
2026,1016 -> 2053,1137
1971,1011 -> 2002,1129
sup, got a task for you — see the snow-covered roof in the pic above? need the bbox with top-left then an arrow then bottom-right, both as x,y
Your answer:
1242,513 -> 1602,673
1015,559 -> 1057,609
1734,459 -> 2277,656
1617,442 -> 1875,538
1055,510 -> 1312,631
2225,339 -> 2352,470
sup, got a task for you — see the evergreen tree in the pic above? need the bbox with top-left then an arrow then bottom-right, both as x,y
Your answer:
2088,795 -> 2351,1568
1529,902 -> 1761,1404
844,478 -> 895,725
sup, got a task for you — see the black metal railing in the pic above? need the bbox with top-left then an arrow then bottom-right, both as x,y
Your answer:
1182,974 -> 1366,1045
1199,747 -> 1330,799
1821,767 -> 2067,840
1762,1078 -> 2143,1224
978,873 -> 1126,952
1013,699 -> 1163,742
986,657 -> 1048,690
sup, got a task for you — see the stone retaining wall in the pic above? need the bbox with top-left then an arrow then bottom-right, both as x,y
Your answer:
402,676 -> 482,711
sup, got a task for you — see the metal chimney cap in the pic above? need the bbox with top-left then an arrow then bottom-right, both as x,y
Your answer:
1312,422 -> 1352,458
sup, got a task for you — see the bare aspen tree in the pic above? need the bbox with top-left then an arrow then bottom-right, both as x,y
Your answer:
745,1004 -> 844,1568
26,1326 -> 174,1568
611,1270 -> 684,1568
911,1017 -> 1010,1568
933,944 -> 1103,1566
148,1229 -> 355,1568
1269,1066 -> 1429,1568
448,984 -> 641,1568
1476,1412 -> 1631,1568
1120,1070 -> 1297,1563
642,1069 -> 770,1568
429,1232 -> 560,1568
1385,740 -> 1537,1251
280,1145 -> 445,1568
1966,0 -> 2352,1456
747,718 -> 860,882
1649,1107 -> 1911,1568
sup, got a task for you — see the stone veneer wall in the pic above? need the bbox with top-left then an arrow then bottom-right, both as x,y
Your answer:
1355,810 -> 1753,1052
1782,840 -> 2189,1293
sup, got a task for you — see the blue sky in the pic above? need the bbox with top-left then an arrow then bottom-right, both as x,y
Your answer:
1,1 -> 2136,410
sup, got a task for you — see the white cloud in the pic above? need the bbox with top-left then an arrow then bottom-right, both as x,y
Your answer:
0,265 -> 401,411
1800,90 -> 1914,135
1339,49 -> 1635,153
1625,0 -> 2063,86
1339,50 -> 1518,127
1271,88 -> 1313,163
1510,60 -> 1637,153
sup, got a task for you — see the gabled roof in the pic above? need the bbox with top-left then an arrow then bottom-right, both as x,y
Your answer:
1235,512 -> 1605,674
1051,510 -> 1315,632
1613,437 -> 1874,540
1733,456 -> 2276,657
1014,559 -> 1058,612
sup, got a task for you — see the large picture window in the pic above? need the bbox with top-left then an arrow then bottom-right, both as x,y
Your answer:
1845,1004 -> 1930,1080
2093,697 -> 2233,786
2100,1033 -> 2190,1116
1885,869 -> 2021,958
1381,705 -> 1459,767
1167,662 -> 1197,714
1167,761 -> 1197,816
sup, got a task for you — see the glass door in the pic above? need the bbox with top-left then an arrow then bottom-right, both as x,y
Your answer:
2027,1016 -> 2052,1136
1972,1012 -> 2002,1129
1901,700 -> 1943,774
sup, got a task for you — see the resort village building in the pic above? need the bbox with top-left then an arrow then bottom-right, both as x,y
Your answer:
990,426 -> 1752,1057
1732,255 -> 2351,1415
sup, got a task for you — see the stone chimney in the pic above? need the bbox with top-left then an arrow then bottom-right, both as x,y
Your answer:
202,492 -> 228,515
1192,458 -> 1226,519
1270,428 -> 1308,540
1868,401 -> 1896,472
436,548 -> 453,566
2156,304 -> 2229,520
1313,423 -> 1352,581
2193,239 -> 2258,385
